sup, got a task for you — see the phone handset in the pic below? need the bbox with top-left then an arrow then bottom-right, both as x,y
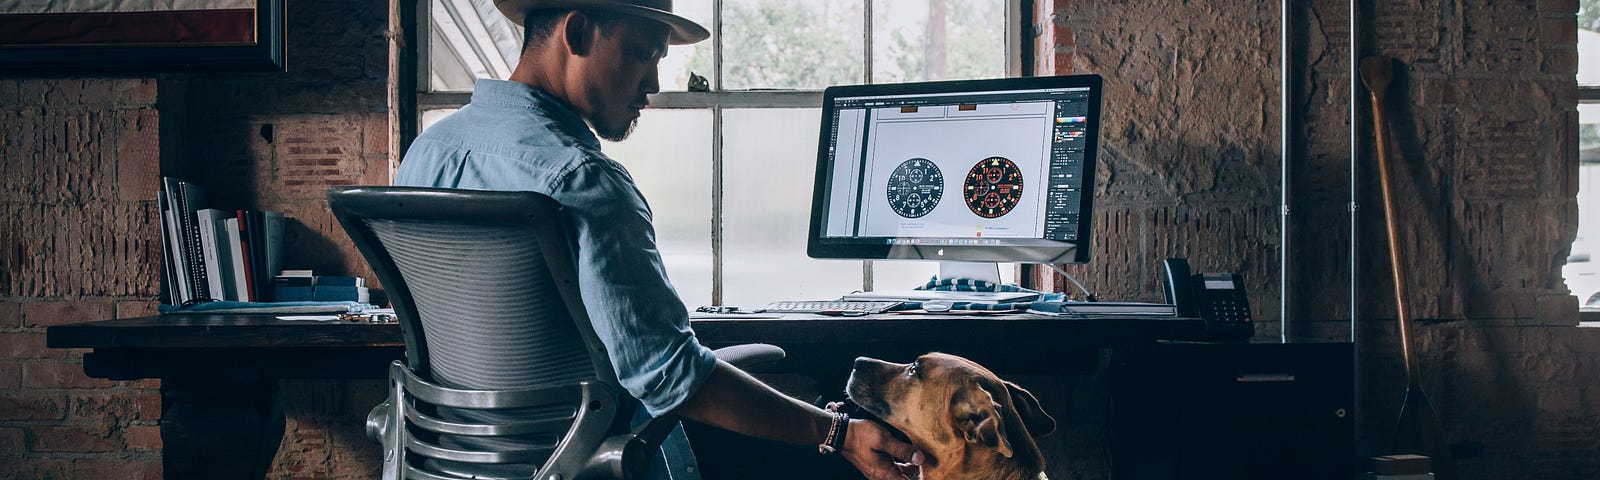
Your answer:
1162,258 -> 1197,317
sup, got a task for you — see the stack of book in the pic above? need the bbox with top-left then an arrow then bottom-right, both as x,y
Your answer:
159,177 -> 286,305
272,271 -> 369,303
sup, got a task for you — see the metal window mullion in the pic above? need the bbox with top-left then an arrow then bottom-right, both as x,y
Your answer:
1582,87 -> 1600,102
713,0 -> 724,92
1348,0 -> 1364,472
712,105 -> 725,305
1280,0 -> 1292,342
711,0 -> 725,304
861,0 -> 874,291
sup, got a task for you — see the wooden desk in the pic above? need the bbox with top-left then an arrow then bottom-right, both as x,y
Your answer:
47,313 -> 1202,480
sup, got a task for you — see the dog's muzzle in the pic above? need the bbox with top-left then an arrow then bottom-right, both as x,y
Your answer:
846,356 -> 897,417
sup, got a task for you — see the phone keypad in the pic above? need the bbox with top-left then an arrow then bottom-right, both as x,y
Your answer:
1207,298 -> 1252,325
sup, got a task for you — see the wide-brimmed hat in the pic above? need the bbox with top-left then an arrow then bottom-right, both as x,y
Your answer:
495,0 -> 709,45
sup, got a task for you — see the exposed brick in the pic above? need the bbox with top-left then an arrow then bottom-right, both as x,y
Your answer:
122,424 -> 161,451
362,114 -> 389,157
0,301 -> 19,328
0,393 -> 67,421
1543,48 -> 1579,76
113,78 -> 158,108
0,331 -> 65,360
134,390 -> 162,420
115,108 -> 160,203
31,457 -> 164,480
68,390 -> 135,419
114,300 -> 159,320
20,301 -> 113,328
0,79 -> 18,105
0,426 -> 21,454
29,425 -> 118,452
1537,0 -> 1579,14
1540,17 -> 1577,46
0,363 -> 19,389
23,362 -> 111,389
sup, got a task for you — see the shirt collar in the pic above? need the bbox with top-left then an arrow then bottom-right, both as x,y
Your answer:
469,79 -> 601,149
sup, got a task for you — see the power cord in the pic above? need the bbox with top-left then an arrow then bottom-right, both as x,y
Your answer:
1044,263 -> 1098,302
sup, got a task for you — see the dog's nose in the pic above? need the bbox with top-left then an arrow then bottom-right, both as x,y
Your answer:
853,356 -> 883,371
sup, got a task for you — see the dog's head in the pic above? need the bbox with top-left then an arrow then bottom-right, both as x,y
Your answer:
846,353 -> 1056,476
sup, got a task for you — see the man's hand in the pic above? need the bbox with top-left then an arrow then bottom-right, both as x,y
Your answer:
840,418 -> 921,480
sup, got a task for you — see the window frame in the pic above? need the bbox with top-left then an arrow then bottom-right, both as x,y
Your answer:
1580,84 -> 1599,322
401,0 -> 1033,304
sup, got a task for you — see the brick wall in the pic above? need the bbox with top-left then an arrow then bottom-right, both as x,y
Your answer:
0,0 -> 391,477
1035,0 -> 1600,477
0,78 -> 166,479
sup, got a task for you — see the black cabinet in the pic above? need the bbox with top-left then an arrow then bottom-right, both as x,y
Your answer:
1111,340 -> 1353,480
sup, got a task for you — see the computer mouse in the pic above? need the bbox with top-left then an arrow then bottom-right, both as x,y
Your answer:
922,300 -> 954,312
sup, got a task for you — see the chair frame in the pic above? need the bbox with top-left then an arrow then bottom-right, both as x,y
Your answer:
331,187 -> 675,480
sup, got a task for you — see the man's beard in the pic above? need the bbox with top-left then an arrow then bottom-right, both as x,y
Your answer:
593,118 -> 638,142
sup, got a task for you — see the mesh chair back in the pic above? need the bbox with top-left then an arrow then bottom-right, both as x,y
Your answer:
331,187 -> 636,479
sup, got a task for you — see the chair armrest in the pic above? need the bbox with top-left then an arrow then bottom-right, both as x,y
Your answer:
580,344 -> 784,479
713,343 -> 786,372
366,400 -> 391,442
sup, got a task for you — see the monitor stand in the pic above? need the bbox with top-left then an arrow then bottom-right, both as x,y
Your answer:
841,261 -> 1038,303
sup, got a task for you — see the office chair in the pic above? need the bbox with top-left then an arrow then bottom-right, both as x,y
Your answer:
329,186 -> 784,480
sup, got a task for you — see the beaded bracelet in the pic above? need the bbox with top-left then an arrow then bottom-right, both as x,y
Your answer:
818,402 -> 850,455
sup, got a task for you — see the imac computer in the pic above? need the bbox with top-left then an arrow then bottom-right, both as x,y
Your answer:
806,74 -> 1102,302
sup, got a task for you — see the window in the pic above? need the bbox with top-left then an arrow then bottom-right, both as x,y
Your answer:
1567,0 -> 1600,314
416,0 -> 1025,307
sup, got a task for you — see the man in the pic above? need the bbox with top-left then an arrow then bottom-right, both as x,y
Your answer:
393,1 -> 919,479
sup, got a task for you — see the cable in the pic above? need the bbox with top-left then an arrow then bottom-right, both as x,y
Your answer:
1043,263 -> 1098,302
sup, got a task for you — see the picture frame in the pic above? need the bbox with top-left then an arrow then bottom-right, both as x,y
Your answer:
0,0 -> 285,73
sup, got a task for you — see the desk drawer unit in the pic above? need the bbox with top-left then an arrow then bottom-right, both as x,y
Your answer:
1110,340 -> 1353,480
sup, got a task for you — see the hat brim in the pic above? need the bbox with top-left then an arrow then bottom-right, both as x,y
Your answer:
496,0 -> 710,45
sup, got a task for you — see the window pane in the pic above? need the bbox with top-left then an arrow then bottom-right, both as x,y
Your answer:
429,0 -> 522,92
723,108 -> 862,306
872,0 -> 1008,83
1566,15 -> 1599,309
721,0 -> 865,90
426,0 -> 712,92
660,0 -> 715,91
602,110 -> 716,307
421,108 -> 459,131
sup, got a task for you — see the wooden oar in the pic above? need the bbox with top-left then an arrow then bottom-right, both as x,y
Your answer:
1359,55 -> 1452,477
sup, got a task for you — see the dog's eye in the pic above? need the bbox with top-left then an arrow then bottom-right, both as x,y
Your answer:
906,361 -> 920,378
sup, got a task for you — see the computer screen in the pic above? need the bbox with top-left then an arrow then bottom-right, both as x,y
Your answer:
807,74 -> 1102,264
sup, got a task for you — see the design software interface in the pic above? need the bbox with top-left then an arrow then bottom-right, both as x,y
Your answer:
819,86 -> 1094,247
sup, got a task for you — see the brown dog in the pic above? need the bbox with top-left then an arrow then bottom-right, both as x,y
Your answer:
846,353 -> 1056,480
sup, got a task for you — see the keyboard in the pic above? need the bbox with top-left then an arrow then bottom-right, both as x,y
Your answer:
763,300 -> 903,314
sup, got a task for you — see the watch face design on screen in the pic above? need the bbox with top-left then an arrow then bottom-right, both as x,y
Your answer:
886,158 -> 945,218
963,156 -> 1024,219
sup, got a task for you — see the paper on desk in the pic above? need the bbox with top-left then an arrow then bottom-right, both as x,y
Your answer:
688,313 -> 784,319
277,315 -> 342,321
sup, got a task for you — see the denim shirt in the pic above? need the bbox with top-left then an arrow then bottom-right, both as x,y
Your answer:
394,79 -> 715,479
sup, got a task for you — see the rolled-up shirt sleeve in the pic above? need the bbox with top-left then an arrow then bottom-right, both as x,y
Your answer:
550,155 -> 719,417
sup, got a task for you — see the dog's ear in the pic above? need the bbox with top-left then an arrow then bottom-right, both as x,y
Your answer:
1003,380 -> 1056,438
955,386 -> 1014,458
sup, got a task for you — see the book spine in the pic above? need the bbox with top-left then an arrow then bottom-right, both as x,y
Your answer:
225,217 -> 250,301
157,184 -> 180,305
176,181 -> 210,303
235,210 -> 257,302
161,178 -> 192,305
264,211 -> 285,283
247,210 -> 267,301
197,210 -> 226,301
